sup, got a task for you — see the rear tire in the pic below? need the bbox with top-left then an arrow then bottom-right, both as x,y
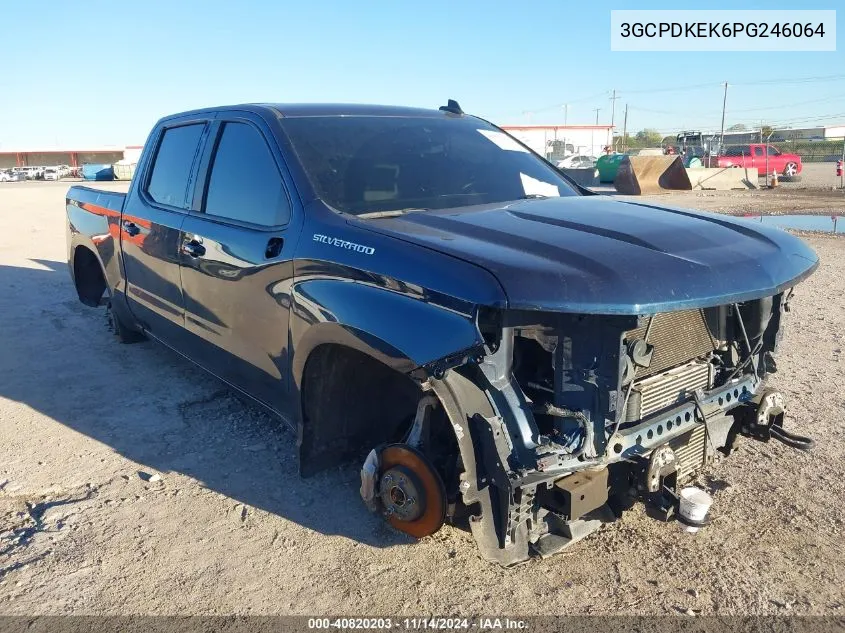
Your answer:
106,300 -> 145,344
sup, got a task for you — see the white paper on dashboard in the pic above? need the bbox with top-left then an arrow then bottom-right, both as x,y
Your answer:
520,173 -> 561,197
477,129 -> 529,153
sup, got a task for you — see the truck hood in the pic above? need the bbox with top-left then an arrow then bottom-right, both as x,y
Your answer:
356,196 -> 818,314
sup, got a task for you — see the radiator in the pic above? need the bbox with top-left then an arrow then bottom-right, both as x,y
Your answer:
625,360 -> 712,423
632,361 -> 711,420
625,309 -> 716,378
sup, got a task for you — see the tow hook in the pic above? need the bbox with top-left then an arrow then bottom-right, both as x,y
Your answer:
743,389 -> 815,451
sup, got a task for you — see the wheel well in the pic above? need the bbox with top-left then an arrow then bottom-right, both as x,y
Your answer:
299,344 -> 424,477
73,246 -> 107,307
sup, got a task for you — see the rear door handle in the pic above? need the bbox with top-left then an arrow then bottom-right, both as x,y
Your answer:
122,221 -> 140,237
181,239 -> 206,258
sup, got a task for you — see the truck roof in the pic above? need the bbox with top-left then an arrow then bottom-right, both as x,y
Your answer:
160,103 -> 455,122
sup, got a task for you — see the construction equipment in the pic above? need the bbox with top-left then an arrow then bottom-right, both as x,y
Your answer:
614,156 -> 692,195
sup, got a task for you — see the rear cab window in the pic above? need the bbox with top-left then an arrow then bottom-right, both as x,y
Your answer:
203,121 -> 290,226
147,124 -> 205,209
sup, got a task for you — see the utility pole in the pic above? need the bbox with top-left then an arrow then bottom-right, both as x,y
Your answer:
622,103 -> 628,153
609,89 -> 620,147
592,108 -> 601,155
840,138 -> 844,189
718,82 -> 728,153
562,104 -> 569,156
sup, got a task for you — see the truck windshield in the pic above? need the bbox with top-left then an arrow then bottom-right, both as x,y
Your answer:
280,116 -> 579,215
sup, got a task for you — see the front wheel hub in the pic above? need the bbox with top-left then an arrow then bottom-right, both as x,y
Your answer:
379,465 -> 425,522
376,444 -> 446,538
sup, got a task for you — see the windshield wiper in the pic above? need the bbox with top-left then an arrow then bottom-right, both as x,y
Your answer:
521,194 -> 548,200
357,208 -> 426,219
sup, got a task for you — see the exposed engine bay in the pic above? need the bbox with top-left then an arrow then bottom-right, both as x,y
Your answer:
361,290 -> 815,565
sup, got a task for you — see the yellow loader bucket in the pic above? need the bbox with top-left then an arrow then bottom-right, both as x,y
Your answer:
613,156 -> 692,195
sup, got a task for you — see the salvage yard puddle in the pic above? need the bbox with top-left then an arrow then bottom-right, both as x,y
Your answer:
741,213 -> 845,234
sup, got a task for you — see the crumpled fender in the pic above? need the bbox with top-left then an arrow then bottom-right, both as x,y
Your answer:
290,278 -> 485,389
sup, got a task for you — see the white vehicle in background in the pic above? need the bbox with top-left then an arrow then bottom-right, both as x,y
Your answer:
43,167 -> 60,181
556,154 -> 597,169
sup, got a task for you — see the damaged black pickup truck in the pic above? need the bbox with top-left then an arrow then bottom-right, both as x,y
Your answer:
66,101 -> 818,565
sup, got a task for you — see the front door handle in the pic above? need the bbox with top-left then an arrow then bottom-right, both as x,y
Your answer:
181,240 -> 206,258
122,221 -> 140,237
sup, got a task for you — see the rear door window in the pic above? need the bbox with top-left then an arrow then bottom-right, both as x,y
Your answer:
754,146 -> 764,157
204,122 -> 290,226
147,124 -> 205,209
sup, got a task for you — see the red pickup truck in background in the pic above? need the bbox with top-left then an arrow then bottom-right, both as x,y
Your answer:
710,143 -> 802,179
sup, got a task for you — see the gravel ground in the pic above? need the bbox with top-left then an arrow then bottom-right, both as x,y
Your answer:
639,187 -> 845,216
592,162 -> 845,215
0,182 -> 844,616
778,162 -> 844,190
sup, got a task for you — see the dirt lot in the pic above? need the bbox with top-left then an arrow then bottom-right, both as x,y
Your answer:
780,162 -> 845,190
599,163 -> 845,215
1,181 -> 844,616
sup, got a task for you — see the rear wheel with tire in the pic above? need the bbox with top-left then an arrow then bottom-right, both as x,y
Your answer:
781,162 -> 801,181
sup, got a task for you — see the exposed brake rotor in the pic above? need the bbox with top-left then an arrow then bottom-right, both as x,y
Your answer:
377,444 -> 446,538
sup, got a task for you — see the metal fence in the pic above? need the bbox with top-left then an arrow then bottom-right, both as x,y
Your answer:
770,138 -> 845,163
658,129 -> 845,163
719,139 -> 844,163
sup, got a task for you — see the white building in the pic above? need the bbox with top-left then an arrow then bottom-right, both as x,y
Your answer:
825,125 -> 845,138
501,125 -> 615,160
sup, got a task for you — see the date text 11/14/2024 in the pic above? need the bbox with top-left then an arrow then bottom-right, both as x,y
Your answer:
307,617 -> 528,630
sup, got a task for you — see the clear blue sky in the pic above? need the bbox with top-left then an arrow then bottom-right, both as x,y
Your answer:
0,0 -> 841,147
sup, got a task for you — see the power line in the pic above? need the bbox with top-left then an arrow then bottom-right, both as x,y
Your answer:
727,111 -> 845,125
619,73 -> 845,96
505,72 -> 845,126
510,90 -> 609,118
660,112 -> 845,134
735,73 -> 845,86
627,97 -> 845,126
728,93 -> 845,114
621,81 -> 722,95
